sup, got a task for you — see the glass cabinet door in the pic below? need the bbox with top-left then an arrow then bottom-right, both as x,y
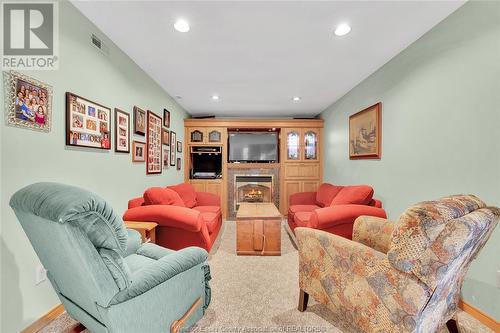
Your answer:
286,130 -> 300,160
304,130 -> 318,160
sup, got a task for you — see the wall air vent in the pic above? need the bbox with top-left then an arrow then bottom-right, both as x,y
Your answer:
91,34 -> 101,49
91,34 -> 110,56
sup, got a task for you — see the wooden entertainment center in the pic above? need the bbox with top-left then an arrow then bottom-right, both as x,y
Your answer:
184,118 -> 324,217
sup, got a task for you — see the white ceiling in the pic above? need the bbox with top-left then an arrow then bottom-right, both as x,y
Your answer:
72,1 -> 464,117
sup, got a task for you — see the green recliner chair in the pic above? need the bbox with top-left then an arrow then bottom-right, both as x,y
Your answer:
10,182 -> 211,333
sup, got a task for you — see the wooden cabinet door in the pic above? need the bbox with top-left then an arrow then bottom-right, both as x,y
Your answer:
283,180 -> 302,213
189,180 -> 206,192
283,163 -> 301,178
302,181 -> 320,193
303,129 -> 320,162
205,181 -> 222,197
284,163 -> 319,179
298,163 -> 320,178
283,128 -> 301,162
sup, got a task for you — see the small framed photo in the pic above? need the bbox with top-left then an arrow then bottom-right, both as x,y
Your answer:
163,148 -> 169,168
4,71 -> 53,132
177,141 -> 182,153
132,141 -> 145,162
163,109 -> 170,128
162,128 -> 169,146
170,131 -> 176,166
133,106 -> 146,135
176,157 -> 181,171
115,109 -> 130,153
66,92 -> 111,149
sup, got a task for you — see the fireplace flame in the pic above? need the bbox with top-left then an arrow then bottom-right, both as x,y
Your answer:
243,188 -> 264,201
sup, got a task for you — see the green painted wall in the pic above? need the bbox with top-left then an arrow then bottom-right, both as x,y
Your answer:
320,1 -> 500,320
0,1 -> 187,332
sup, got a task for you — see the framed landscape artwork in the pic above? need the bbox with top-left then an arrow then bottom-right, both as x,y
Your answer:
132,141 -> 145,162
349,102 -> 381,159
147,110 -> 162,174
114,109 -> 130,153
66,92 -> 111,149
4,71 -> 53,132
162,128 -> 169,146
163,109 -> 170,128
170,131 -> 176,166
133,106 -> 146,135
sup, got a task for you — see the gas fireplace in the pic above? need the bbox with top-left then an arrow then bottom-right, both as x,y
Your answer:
235,175 -> 273,210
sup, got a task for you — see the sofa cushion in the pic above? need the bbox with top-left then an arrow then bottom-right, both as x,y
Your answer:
289,205 -> 320,215
201,212 -> 219,234
315,183 -> 344,207
167,183 -> 197,208
143,187 -> 185,207
294,212 -> 312,227
128,197 -> 145,209
330,185 -> 374,206
124,253 -> 155,273
193,206 -> 222,215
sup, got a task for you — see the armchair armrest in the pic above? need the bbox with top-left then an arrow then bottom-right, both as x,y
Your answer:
196,192 -> 220,207
289,191 -> 317,206
296,226 -> 386,263
124,229 -> 143,257
309,204 -> 387,230
369,199 -> 383,208
109,247 -> 208,305
123,205 -> 202,232
295,227 -> 430,329
353,216 -> 394,254
128,197 -> 144,209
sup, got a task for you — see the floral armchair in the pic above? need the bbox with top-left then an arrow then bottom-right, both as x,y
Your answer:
296,195 -> 499,333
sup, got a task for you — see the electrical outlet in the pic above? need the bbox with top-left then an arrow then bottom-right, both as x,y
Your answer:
35,263 -> 47,285
497,270 -> 500,289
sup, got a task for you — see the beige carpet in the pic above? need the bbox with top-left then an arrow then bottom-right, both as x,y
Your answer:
39,221 -> 493,333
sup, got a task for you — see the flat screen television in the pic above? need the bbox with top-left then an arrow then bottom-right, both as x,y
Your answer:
228,132 -> 278,163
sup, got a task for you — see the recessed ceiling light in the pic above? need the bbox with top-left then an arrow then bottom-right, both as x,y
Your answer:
334,23 -> 351,37
211,95 -> 219,101
174,19 -> 190,33
292,96 -> 301,102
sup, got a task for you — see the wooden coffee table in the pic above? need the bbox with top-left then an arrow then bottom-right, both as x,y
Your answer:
236,203 -> 281,256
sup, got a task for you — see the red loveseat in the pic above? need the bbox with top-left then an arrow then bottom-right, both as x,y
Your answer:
123,183 -> 222,252
288,183 -> 386,239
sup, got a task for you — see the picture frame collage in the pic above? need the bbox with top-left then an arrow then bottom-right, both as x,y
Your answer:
3,71 -> 183,174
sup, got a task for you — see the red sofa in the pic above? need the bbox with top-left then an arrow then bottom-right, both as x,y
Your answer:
288,183 -> 386,239
123,183 -> 222,252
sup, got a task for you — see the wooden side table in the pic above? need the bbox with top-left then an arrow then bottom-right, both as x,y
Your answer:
125,221 -> 158,244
